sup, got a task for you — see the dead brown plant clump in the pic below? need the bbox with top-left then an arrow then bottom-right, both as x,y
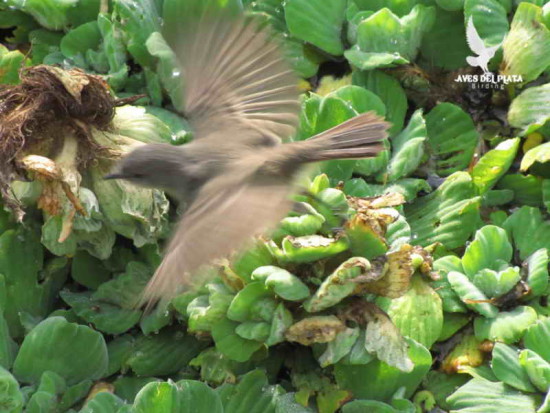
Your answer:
0,65 -> 116,221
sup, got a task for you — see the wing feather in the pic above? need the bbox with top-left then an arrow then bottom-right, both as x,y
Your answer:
138,170 -> 294,309
170,5 -> 301,145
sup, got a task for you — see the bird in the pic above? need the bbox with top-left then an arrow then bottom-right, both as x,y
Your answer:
105,1 -> 390,310
465,16 -> 502,75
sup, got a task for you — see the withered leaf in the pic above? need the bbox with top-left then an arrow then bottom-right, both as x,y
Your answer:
285,316 -> 346,346
353,244 -> 416,298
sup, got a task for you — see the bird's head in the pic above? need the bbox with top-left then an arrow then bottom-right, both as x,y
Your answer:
104,143 -> 185,192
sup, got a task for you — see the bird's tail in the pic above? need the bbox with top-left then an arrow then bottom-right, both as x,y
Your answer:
294,111 -> 390,162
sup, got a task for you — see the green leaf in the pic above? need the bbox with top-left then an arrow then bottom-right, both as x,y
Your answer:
378,275 -> 443,348
0,366 -> 23,413
283,37 -> 322,79
66,0 -> 100,27
187,283 -> 234,333
0,310 -> 17,370
113,0 -> 161,67
345,213 -> 389,260
222,370 -> 281,413
471,138 -> 520,194
126,327 -> 205,376
425,103 -> 479,176
212,318 -> 263,362
70,250 -> 111,289
235,321 -> 271,342
266,303 -> 293,346
498,174 -> 543,207
0,45 -> 28,85
482,189 -> 515,207
318,328 -> 360,367
25,390 -> 57,412
472,267 -> 520,299
227,282 -> 271,322
279,204 -> 325,238
461,225 -> 513,278
522,141 -> 550,173
474,306 -> 538,344
341,399 -> 396,413
60,291 -> 141,335
544,179 -> 550,213
106,335 -> 134,377
304,257 -> 371,312
0,9 -> 39,44
520,349 -> 550,392
502,206 -> 550,260
509,84 -> 550,135
133,380 -> 223,413
145,32 -> 184,111
351,70 -> 408,135
284,0 -> 347,55
422,371 -> 470,411
113,376 -> 160,403
60,21 -> 101,59
502,3 -> 550,84
447,378 -> 539,413
420,8 -> 470,70
133,382 -> 182,413
438,313 -> 471,341
524,318 -> 550,363
92,261 -> 150,308
346,5 -> 435,70
432,256 -> 467,312
405,172 -> 481,249
280,235 -> 349,263
0,227 -> 58,338
81,392 -> 126,413
525,248 -> 549,297
464,0 -> 509,47
327,85 -> 387,116
448,271 -> 498,318
14,0 -> 78,30
28,29 -> 62,65
334,338 -> 431,401
386,109 -> 427,182
97,13 -> 129,90
13,317 -> 107,385
251,266 -> 310,302
230,242 -> 275,284
176,380 -> 224,413
492,343 -> 537,393
340,329 -> 375,365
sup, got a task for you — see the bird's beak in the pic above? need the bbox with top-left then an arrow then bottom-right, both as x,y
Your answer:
103,173 -> 124,180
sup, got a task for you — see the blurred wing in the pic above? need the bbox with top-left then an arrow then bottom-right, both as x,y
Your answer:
466,16 -> 486,56
138,171 -> 294,308
171,5 -> 301,145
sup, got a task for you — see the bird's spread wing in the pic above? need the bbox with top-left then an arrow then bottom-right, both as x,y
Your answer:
138,168 -> 294,309
170,3 -> 301,145
466,16 -> 487,56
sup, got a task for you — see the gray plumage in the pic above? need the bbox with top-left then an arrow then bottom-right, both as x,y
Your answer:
106,2 -> 390,310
